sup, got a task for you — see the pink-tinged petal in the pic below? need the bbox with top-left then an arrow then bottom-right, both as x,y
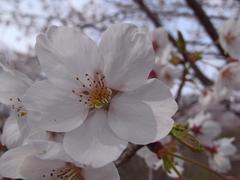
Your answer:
0,71 -> 30,105
108,79 -> 177,144
36,26 -> 103,78
63,110 -> 127,168
99,23 -> 155,91
23,80 -> 88,132
84,163 -> 120,180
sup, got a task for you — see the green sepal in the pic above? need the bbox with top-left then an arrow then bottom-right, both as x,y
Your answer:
170,124 -> 205,152
162,155 -> 174,173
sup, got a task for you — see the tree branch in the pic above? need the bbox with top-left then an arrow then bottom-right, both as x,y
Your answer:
185,0 -> 228,58
115,144 -> 143,167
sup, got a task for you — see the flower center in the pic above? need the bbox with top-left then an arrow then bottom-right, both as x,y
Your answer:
72,72 -> 112,110
221,67 -> 233,81
152,39 -> 160,52
9,97 -> 28,118
190,125 -> 202,136
205,145 -> 219,155
43,163 -> 84,180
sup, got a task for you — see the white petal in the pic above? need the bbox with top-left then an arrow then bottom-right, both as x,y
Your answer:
108,95 -> 157,144
36,37 -> 87,92
23,80 -> 88,132
108,79 -> 177,144
63,110 -> 127,168
36,26 -> 103,77
0,144 -> 40,178
0,71 -> 30,104
137,147 -> 160,170
202,121 -> 221,140
216,138 -> 237,156
32,140 -> 71,162
84,163 -> 120,180
188,112 -> 210,127
20,156 -> 66,180
209,154 -> 231,173
99,23 -> 155,91
1,115 -> 23,149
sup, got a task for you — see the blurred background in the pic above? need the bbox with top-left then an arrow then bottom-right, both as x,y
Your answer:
0,0 -> 239,179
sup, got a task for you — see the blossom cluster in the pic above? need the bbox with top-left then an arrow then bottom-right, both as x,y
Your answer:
0,18 -> 239,180
0,23 -> 177,180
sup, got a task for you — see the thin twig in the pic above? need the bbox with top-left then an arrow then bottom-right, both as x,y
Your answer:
176,64 -> 188,103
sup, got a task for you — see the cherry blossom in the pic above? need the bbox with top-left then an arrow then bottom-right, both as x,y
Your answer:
206,137 -> 237,173
188,112 -> 221,145
23,24 -> 177,167
149,28 -> 181,86
137,147 -> 184,178
217,62 -> 240,92
219,18 -> 240,59
0,70 -> 34,148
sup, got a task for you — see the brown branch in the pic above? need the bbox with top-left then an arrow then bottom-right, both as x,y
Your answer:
134,0 -> 213,86
115,144 -> 143,167
185,0 -> 228,58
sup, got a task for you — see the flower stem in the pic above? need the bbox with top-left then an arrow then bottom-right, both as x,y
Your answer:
169,153 -> 226,180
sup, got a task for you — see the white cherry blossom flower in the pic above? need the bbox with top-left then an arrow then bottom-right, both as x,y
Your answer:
206,137 -> 237,173
199,84 -> 230,111
217,62 -> 240,92
137,147 -> 184,178
188,112 -> 221,145
0,70 -> 33,147
219,18 -> 240,59
23,24 -> 178,167
149,65 -> 181,87
0,140 -> 120,180
0,69 -> 43,149
149,28 -> 181,86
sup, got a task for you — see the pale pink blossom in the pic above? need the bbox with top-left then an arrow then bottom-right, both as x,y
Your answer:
206,137 -> 237,173
188,112 -> 221,145
219,18 -> 240,59
23,24 -> 178,167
